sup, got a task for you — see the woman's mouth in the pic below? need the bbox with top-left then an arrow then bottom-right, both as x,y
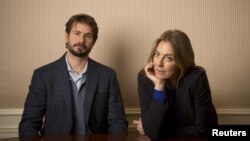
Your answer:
155,69 -> 165,74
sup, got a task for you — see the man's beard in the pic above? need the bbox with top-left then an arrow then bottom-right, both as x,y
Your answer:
66,43 -> 92,58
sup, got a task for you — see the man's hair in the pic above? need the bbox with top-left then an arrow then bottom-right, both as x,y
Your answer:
65,14 -> 98,43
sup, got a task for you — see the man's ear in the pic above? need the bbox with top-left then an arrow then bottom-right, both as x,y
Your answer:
65,32 -> 69,43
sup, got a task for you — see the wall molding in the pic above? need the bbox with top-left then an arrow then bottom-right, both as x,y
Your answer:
2,108 -> 248,114
216,109 -> 250,115
125,108 -> 250,115
0,108 -> 250,138
0,109 -> 23,115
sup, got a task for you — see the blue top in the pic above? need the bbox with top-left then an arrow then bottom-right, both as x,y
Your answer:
153,88 -> 179,124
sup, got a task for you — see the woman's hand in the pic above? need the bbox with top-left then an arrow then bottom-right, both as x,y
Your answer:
133,118 -> 145,135
144,63 -> 165,90
144,63 -> 157,83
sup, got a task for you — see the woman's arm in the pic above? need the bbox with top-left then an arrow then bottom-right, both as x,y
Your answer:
137,74 -> 169,139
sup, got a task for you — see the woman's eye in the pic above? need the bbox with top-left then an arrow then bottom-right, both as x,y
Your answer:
164,56 -> 173,61
154,52 -> 159,57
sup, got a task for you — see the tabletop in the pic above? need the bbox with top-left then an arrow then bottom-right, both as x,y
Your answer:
0,130 -> 208,141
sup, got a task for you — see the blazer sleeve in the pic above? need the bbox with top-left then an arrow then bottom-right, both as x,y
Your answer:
19,70 -> 46,137
107,71 -> 128,133
137,74 -> 170,139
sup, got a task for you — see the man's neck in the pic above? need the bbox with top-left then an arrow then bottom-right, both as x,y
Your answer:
66,52 -> 88,74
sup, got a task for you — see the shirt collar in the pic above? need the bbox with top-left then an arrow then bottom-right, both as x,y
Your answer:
65,56 -> 88,75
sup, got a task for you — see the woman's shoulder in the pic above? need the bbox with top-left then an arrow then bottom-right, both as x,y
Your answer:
181,66 -> 208,84
177,67 -> 210,92
186,66 -> 206,77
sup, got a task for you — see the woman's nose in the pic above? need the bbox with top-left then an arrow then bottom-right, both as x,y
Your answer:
155,58 -> 163,67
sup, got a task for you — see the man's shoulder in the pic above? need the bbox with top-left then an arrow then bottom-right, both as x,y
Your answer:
89,58 -> 116,74
34,56 -> 65,73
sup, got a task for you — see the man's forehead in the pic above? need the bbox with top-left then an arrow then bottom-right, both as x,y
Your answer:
72,22 -> 92,32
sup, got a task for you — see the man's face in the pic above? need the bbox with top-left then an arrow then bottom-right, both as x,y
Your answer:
65,22 -> 94,58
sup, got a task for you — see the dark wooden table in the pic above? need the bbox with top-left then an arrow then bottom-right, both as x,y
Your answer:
0,130 -> 208,141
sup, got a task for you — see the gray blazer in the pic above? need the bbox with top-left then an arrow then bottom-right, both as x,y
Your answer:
19,54 -> 128,137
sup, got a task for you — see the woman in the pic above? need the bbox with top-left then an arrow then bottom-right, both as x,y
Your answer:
133,29 -> 218,139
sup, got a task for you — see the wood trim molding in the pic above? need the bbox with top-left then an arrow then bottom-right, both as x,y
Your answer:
0,108 -> 250,138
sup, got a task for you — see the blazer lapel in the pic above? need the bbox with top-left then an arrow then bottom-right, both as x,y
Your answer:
84,58 -> 100,123
54,54 -> 73,115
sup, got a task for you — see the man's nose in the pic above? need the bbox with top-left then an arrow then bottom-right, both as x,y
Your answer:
79,36 -> 86,43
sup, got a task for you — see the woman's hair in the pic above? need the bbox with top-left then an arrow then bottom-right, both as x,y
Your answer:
142,29 -> 203,86
65,13 -> 99,43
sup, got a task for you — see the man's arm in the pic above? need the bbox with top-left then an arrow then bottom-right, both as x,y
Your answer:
107,71 -> 128,133
19,70 -> 46,137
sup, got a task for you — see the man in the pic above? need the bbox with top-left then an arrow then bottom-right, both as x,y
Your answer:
19,14 -> 128,137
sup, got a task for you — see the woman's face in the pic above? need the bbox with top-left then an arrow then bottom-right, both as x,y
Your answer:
153,41 -> 178,81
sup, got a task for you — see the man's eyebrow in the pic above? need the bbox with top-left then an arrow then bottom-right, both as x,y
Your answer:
85,33 -> 93,35
72,30 -> 93,35
72,30 -> 81,32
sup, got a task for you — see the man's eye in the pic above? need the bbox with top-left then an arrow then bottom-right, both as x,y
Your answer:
85,34 -> 93,39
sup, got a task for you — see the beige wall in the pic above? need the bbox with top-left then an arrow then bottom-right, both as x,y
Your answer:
0,0 -> 250,110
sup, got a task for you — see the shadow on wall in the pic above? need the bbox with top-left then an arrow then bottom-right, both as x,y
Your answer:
106,35 -> 140,108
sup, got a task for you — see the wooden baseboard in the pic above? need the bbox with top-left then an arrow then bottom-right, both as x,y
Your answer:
1,108 -> 250,138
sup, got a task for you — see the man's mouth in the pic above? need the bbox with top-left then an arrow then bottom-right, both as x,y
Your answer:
74,44 -> 87,49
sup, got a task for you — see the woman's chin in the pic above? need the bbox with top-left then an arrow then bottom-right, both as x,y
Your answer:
156,74 -> 168,80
